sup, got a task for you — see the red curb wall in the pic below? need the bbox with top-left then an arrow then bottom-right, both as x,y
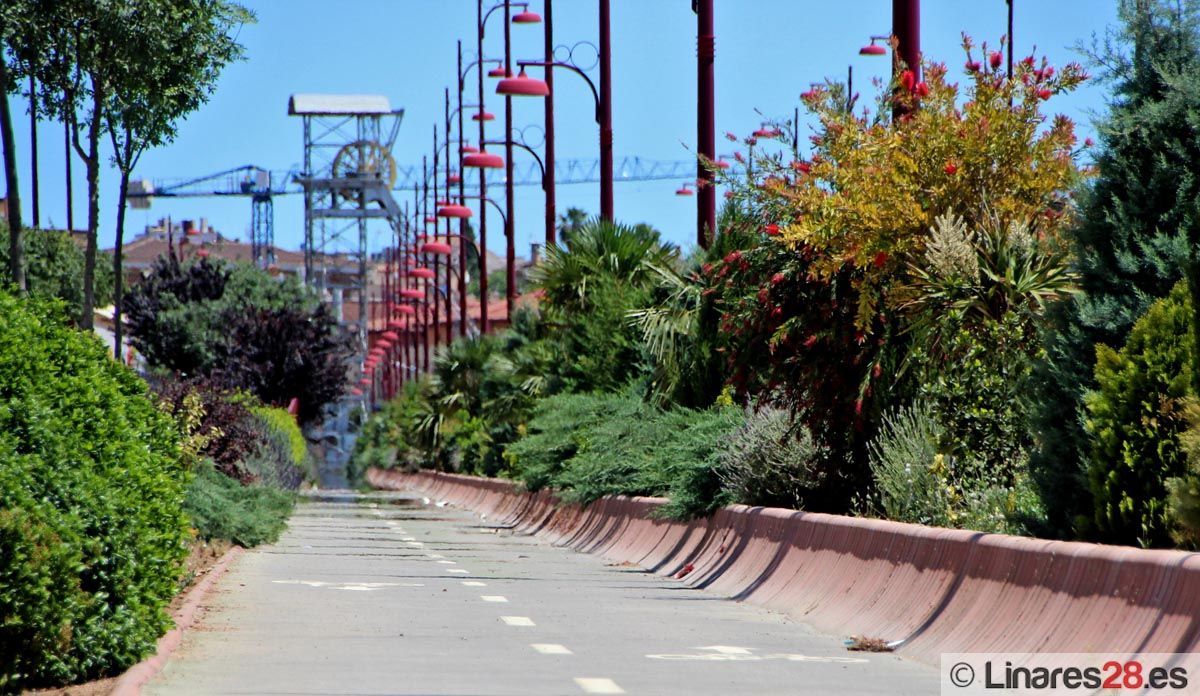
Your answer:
367,467 -> 1200,663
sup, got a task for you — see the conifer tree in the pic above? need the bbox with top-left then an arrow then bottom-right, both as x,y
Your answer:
1032,0 -> 1200,536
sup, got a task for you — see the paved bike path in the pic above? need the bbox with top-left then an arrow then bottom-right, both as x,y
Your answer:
145,491 -> 937,695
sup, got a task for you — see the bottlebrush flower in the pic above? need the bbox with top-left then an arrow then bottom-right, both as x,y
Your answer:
725,131 -> 737,141
1037,88 -> 1052,100
771,306 -> 783,319
915,82 -> 930,97
803,335 -> 818,348
873,363 -> 882,378
763,223 -> 780,236
724,250 -> 742,264
724,191 -> 734,199
1084,137 -> 1094,147
771,272 -> 786,285
792,160 -> 811,174
944,162 -> 958,175
965,60 -> 981,73
701,262 -> 713,274
757,288 -> 769,303
989,51 -> 1002,70
872,251 -> 889,268
900,70 -> 916,91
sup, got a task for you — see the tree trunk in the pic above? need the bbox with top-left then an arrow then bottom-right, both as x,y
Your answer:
0,48 -> 26,294
113,167 -> 129,360
80,83 -> 102,329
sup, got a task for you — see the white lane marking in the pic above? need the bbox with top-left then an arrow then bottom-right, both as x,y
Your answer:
574,678 -> 624,694
447,568 -> 470,574
406,541 -> 424,547
385,520 -> 398,525
436,560 -> 456,564
480,595 -> 508,602
427,553 -> 446,559
271,580 -> 424,591
501,616 -> 535,626
532,643 -> 573,655
697,645 -> 752,655
402,537 -> 417,541
461,581 -> 487,587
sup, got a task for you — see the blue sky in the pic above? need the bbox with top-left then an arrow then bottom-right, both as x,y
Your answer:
8,0 -> 1120,259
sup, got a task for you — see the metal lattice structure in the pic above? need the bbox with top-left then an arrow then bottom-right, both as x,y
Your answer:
289,94 -> 406,351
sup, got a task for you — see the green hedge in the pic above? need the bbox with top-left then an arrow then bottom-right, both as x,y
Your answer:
184,461 -> 294,547
0,292 -> 189,691
504,391 -> 744,518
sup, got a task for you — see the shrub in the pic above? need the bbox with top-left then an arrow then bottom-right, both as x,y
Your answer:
155,378 -> 265,482
124,257 -> 352,424
1167,402 -> 1200,547
717,405 -> 829,511
1086,282 -> 1194,547
504,391 -> 744,518
0,226 -> 115,318
868,403 -> 951,527
0,292 -> 189,690
252,405 -> 311,483
183,461 -> 294,547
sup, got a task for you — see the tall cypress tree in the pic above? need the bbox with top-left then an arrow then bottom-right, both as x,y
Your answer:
1032,0 -> 1200,537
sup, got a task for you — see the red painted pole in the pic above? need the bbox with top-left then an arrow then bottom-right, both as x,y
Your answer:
503,0 -> 517,320
893,0 -> 920,79
598,0 -> 613,222
543,0 -> 556,246
455,47 -> 469,337
696,0 -> 715,249
477,0 -> 490,333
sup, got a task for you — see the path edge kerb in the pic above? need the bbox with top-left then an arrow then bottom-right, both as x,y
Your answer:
108,545 -> 245,696
367,467 -> 1200,664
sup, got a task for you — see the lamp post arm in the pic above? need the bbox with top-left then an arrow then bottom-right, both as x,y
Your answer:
519,60 -> 600,124
481,2 -> 527,35
482,139 -> 546,190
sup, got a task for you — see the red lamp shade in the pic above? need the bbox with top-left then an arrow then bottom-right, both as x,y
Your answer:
424,215 -> 437,224
395,304 -> 417,315
464,151 -> 505,168
436,205 -> 473,219
448,173 -> 462,184
461,145 -> 479,154
512,10 -> 541,23
381,330 -> 399,341
487,67 -> 511,78
675,185 -> 694,196
400,288 -> 425,300
358,378 -> 371,386
422,241 -> 454,255
497,69 -> 550,97
387,319 -> 406,330
350,387 -> 363,396
472,111 -> 496,122
860,43 -> 887,56
376,339 -> 392,349
410,267 -> 436,280
436,199 -> 450,206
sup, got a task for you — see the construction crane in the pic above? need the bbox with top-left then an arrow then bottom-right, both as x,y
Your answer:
126,156 -> 712,265
125,164 -> 294,266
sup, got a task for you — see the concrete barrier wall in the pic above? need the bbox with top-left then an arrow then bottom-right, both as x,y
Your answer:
367,468 -> 1200,663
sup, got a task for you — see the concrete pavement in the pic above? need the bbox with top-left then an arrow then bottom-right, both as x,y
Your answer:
145,490 -> 938,695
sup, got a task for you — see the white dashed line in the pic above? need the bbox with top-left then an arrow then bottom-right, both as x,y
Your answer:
427,553 -> 446,559
461,581 -> 487,587
402,537 -> 417,541
574,678 -> 624,694
480,595 -> 508,602
446,568 -> 469,574
531,643 -> 573,655
406,542 -> 424,547
500,616 -> 535,626
436,560 -> 456,564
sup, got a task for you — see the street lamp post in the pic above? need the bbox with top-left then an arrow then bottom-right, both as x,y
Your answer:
543,0 -> 556,246
695,0 -> 715,249
598,0 -> 612,221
